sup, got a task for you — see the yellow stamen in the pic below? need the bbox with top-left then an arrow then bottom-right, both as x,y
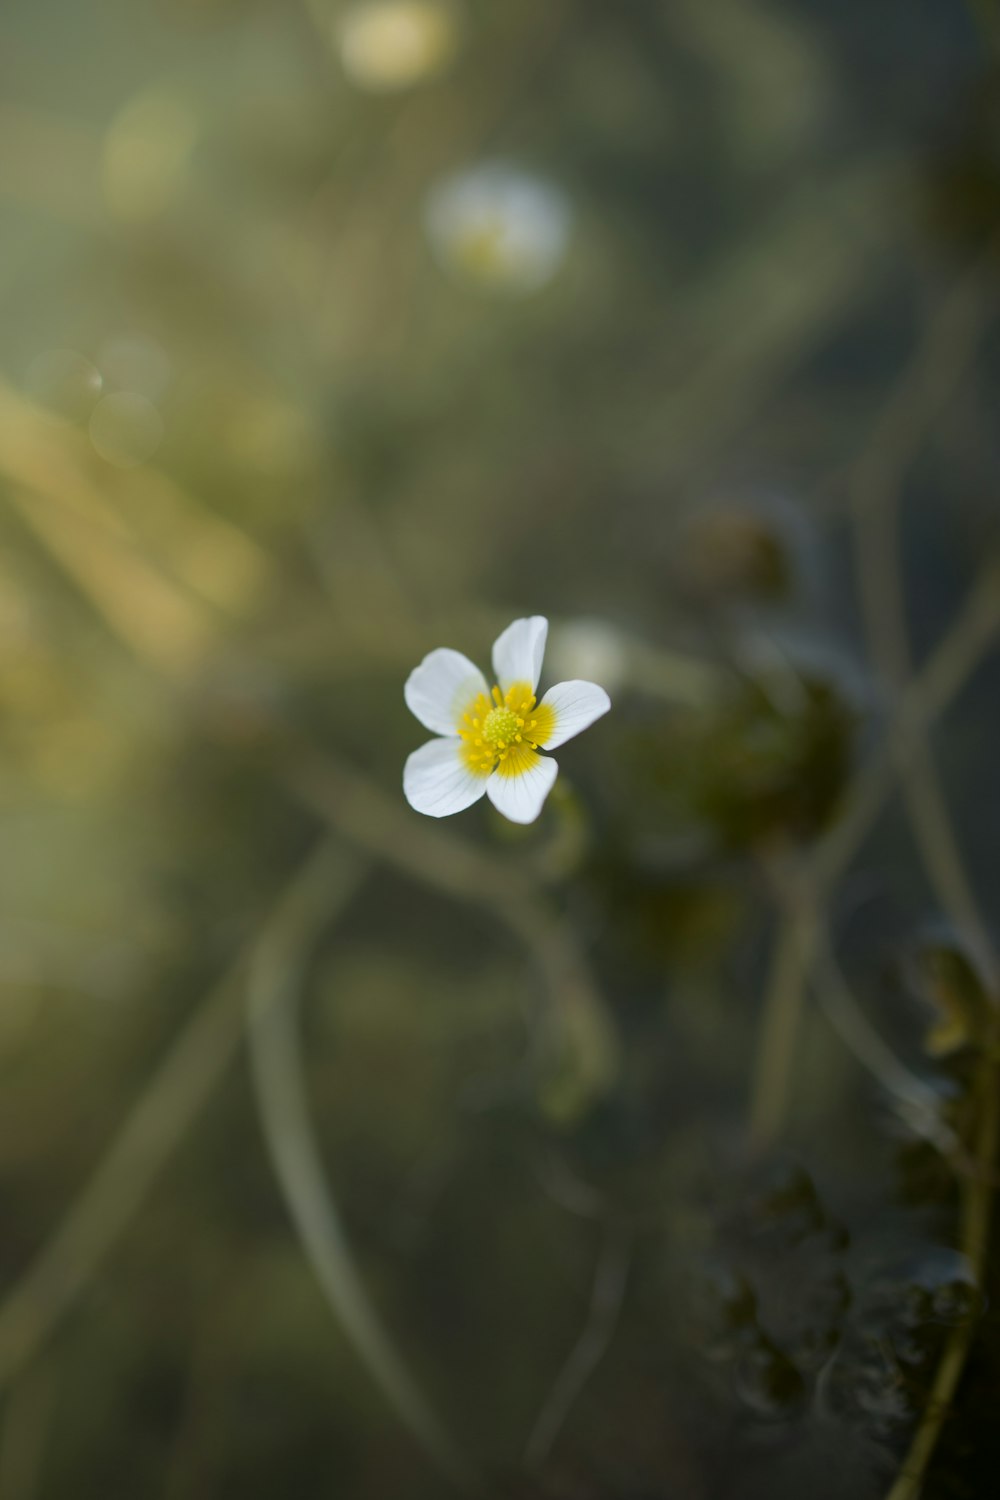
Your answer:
456,681 -> 553,777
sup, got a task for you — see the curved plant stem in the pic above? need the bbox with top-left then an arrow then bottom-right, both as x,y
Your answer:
748,888 -> 818,1152
810,938 -> 948,1143
744,548 -> 1000,1155
884,1044 -> 999,1500
282,739 -> 620,1116
245,842 -> 478,1493
748,261 -> 999,1151
744,251 -> 1000,1486
846,260 -> 1000,1499
850,257 -> 998,987
523,1221 -> 631,1469
0,842 -> 364,1391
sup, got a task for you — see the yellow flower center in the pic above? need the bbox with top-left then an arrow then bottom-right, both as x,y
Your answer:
457,681 -> 555,777
482,706 -> 519,747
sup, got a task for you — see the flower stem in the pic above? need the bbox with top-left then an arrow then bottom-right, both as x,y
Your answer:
748,873 -> 817,1152
246,841 -> 479,1493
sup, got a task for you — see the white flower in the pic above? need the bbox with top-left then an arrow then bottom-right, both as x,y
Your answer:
403,616 -> 610,824
336,3 -> 458,93
423,163 -> 573,295
547,617 -> 629,696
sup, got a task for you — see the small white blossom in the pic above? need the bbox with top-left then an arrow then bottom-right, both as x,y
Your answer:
336,3 -> 458,93
403,616 -> 610,824
547,617 -> 629,696
423,164 -> 572,294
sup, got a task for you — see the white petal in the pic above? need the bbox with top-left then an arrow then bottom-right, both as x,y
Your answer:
485,753 -> 558,824
403,738 -> 490,818
536,679 -> 611,749
404,648 -> 489,735
491,615 -> 548,693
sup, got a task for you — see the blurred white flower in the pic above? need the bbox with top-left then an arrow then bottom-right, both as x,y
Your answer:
337,2 -> 458,92
424,163 -> 573,294
547,618 -> 629,696
404,615 -> 610,824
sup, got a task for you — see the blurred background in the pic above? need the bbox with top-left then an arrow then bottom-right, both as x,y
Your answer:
2,1 -> 1000,1497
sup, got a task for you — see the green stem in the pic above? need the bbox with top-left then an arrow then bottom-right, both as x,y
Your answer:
884,1043 -> 1000,1500
748,882 -> 817,1152
245,843 -> 478,1493
283,740 -> 620,1120
0,842 -> 363,1391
